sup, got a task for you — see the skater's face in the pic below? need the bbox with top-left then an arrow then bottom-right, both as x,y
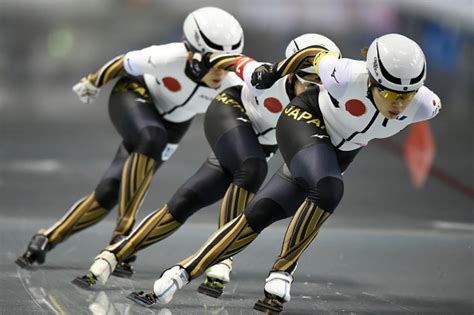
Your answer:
201,68 -> 227,89
371,85 -> 416,119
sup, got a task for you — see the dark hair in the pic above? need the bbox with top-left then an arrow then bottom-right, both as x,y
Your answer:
361,47 -> 369,58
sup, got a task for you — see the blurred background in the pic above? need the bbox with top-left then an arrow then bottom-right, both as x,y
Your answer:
0,0 -> 473,314
0,0 -> 472,225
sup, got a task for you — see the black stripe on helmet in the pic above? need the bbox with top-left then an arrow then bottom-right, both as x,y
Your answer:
199,29 -> 224,51
192,17 -> 223,51
232,37 -> 242,50
376,43 -> 402,84
410,64 -> 425,84
194,17 -> 241,52
293,40 -> 300,50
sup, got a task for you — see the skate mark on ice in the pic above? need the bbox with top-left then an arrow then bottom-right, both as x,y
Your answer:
362,291 -> 415,313
16,269 -> 43,311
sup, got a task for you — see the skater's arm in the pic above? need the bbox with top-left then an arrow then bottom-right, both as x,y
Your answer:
86,55 -> 126,87
72,55 -> 125,104
186,52 -> 245,81
250,46 -> 337,89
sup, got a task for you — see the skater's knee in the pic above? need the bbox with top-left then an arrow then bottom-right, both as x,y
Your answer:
233,158 -> 267,192
167,188 -> 204,223
95,178 -> 120,210
244,198 -> 288,233
307,176 -> 344,213
135,126 -> 168,161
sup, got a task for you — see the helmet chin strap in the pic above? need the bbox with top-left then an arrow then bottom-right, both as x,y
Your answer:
183,40 -> 201,54
366,79 -> 376,106
294,73 -> 318,89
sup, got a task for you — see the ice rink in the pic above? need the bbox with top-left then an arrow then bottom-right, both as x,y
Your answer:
1,1 -> 473,314
1,113 -> 473,314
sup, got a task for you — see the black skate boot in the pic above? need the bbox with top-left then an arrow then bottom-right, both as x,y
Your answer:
72,272 -> 97,290
15,234 -> 50,268
197,276 -> 225,298
112,255 -> 136,278
127,291 -> 157,307
253,291 -> 285,314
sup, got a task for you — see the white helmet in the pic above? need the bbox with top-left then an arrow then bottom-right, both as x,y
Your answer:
367,33 -> 426,92
183,7 -> 244,54
285,33 -> 341,74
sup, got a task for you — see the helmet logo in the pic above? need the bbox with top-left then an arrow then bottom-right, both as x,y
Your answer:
194,30 -> 201,48
147,55 -> 158,68
372,57 -> 379,77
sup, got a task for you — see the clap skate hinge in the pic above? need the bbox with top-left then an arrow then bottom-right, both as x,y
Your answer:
253,294 -> 285,314
71,273 -> 97,290
127,291 -> 157,307
197,277 -> 225,298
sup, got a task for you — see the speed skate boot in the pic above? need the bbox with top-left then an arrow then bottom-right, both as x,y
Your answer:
108,235 -> 136,278
15,234 -> 50,268
254,271 -> 293,314
198,258 -> 232,298
112,255 -> 136,278
72,251 -> 117,289
127,265 -> 189,307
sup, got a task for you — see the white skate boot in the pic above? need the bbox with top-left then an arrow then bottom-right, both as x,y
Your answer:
254,271 -> 293,313
72,251 -> 117,289
198,258 -> 233,298
127,265 -> 189,307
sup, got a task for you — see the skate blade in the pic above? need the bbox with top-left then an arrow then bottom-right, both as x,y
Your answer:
197,282 -> 223,298
71,275 -> 95,290
15,256 -> 34,269
126,291 -> 155,307
112,266 -> 134,278
253,298 -> 283,314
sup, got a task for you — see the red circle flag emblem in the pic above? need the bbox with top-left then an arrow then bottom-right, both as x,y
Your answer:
162,77 -> 181,92
264,97 -> 283,113
345,99 -> 366,117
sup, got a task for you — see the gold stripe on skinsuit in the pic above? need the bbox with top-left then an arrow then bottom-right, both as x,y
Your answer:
219,228 -> 258,261
290,200 -> 315,248
142,216 -> 181,244
276,47 -> 328,77
71,208 -> 109,232
112,152 -> 157,241
218,184 -> 254,228
272,199 -> 331,272
87,55 -> 125,87
119,156 -> 132,217
106,205 -> 181,262
180,215 -> 246,269
179,214 -> 258,279
209,54 -> 243,71
44,193 -> 109,245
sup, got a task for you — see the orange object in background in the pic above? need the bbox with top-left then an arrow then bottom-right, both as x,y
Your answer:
403,121 -> 436,188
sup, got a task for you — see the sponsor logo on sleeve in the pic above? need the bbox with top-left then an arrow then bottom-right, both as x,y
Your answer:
331,68 -> 340,84
147,56 -> 158,68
